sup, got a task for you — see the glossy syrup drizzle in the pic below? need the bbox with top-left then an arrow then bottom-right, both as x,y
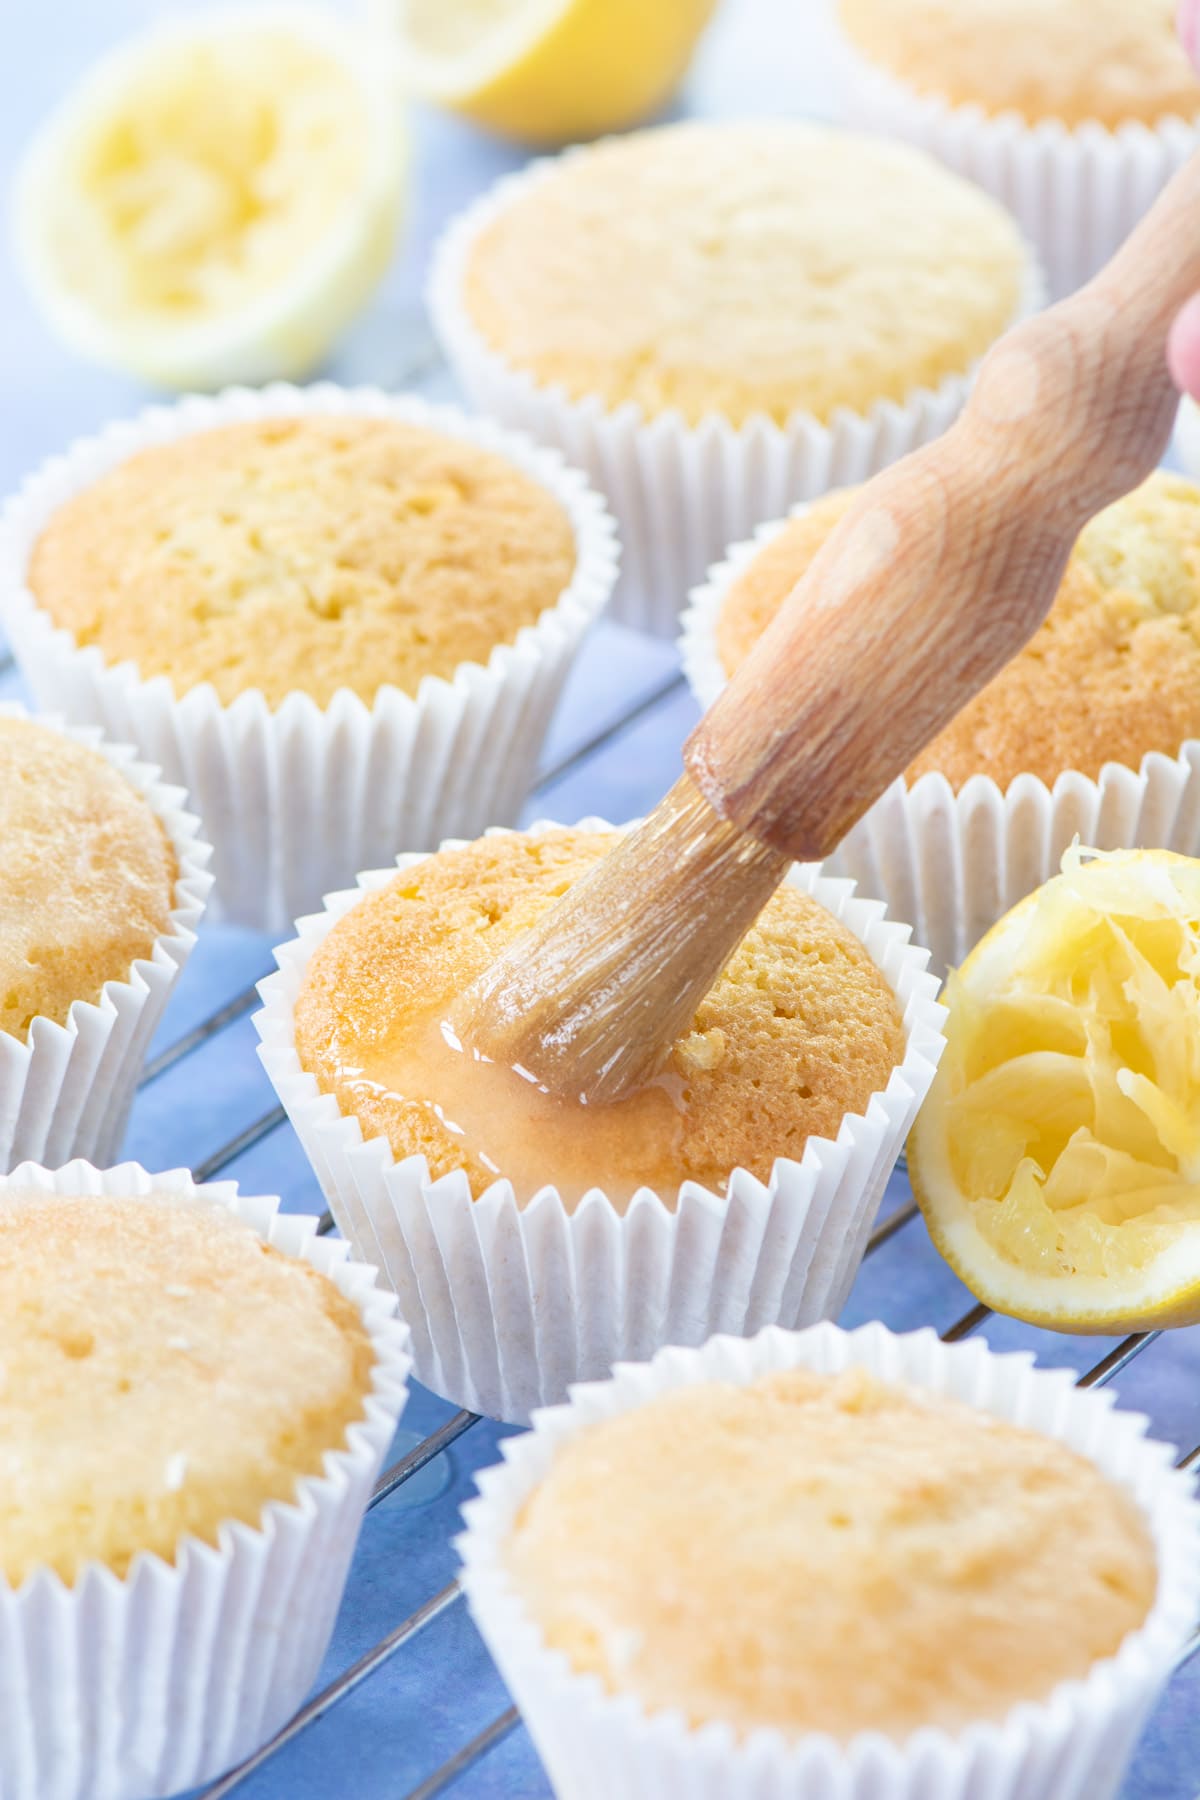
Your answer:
336,1003 -> 693,1213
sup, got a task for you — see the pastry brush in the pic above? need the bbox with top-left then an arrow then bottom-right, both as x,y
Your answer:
463,152 -> 1200,1105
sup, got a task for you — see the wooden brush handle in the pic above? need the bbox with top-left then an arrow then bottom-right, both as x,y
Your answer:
686,151 -> 1200,861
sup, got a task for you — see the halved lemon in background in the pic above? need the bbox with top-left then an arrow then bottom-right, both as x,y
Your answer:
376,0 -> 719,145
909,848 -> 1200,1334
13,6 -> 407,390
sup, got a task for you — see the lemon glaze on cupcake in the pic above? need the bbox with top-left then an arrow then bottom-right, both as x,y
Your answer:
292,827 -> 906,1209
0,715 -> 175,1037
0,1192 -> 376,1586
26,415 -> 577,709
461,120 -> 1028,429
505,1363 -> 1157,1740
715,471 -> 1200,791
838,0 -> 1200,130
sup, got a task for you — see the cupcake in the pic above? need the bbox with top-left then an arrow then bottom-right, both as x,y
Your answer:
0,384 -> 618,933
682,471 -> 1200,977
837,0 -> 1200,298
459,1321 -> 1200,1800
0,1159 -> 410,1800
0,704 -> 209,1171
256,820 -> 945,1423
430,119 -> 1038,635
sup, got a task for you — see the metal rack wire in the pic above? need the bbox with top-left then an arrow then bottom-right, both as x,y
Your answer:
11,0 -> 1200,1781
189,1226 -> 1197,1800
24,329 -> 1186,1793
98,658 -> 1198,1800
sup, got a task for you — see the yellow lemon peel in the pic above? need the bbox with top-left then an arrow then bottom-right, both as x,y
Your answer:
910,847 -> 1200,1330
380,0 -> 718,146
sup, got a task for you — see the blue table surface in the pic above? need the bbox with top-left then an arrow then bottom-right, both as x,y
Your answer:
3,3 -> 1199,1796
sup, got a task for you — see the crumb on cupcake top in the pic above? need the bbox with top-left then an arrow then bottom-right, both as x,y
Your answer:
506,1364 -> 1157,1739
839,0 -> 1200,129
0,717 -> 176,1038
715,471 -> 1200,791
27,416 -> 577,710
0,1193 -> 376,1586
462,121 -> 1026,428
293,827 -> 906,1209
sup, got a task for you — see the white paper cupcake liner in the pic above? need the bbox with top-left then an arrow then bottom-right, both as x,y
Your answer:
427,153 -> 1042,637
0,702 -> 211,1173
840,45 -> 1199,299
0,383 -> 619,934
458,1319 -> 1200,1800
255,818 -> 945,1425
0,1158 -> 411,1800
678,510 -> 795,716
681,511 -> 1200,980
825,757 -> 1200,982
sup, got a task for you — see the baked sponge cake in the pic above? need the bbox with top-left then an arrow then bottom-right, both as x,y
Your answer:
505,1364 -> 1157,1739
27,416 -> 577,709
716,471 -> 1200,791
838,0 -> 1200,130
461,120 -> 1027,428
0,716 -> 175,1037
293,827 -> 906,1209
0,1193 -> 375,1585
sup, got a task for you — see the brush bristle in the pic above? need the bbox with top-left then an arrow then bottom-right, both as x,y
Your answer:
459,775 -> 790,1105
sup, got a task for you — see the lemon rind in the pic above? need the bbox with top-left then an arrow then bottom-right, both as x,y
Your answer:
372,0 -> 573,104
379,0 -> 718,145
910,850 -> 1200,1336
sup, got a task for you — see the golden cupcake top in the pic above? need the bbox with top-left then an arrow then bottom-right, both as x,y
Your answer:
0,1193 -> 376,1586
293,827 -> 905,1210
462,120 -> 1026,428
839,0 -> 1200,129
28,416 -> 577,710
506,1365 -> 1157,1739
715,471 -> 1200,791
0,717 -> 175,1038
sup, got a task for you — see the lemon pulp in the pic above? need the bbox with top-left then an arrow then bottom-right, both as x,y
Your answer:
16,9 -> 407,387
912,848 -> 1200,1328
70,32 -> 369,324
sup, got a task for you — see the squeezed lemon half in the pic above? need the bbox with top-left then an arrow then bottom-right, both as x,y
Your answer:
909,847 -> 1200,1333
376,0 -> 718,145
14,6 -> 407,389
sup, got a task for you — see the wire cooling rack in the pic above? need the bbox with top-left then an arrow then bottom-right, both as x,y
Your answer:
0,320 -> 1195,1794
149,870 -> 1200,1800
4,599 -> 1190,1796
3,0 -> 1192,1775
189,1201 -> 1200,1800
